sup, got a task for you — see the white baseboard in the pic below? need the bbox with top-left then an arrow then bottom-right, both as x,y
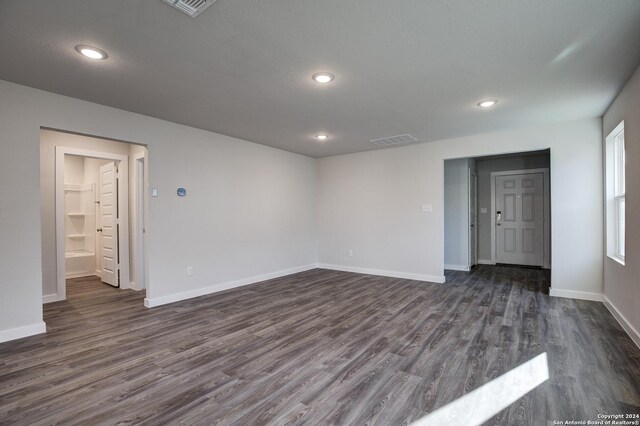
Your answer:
477,259 -> 495,265
144,264 -> 318,308
603,296 -> 640,349
444,264 -> 469,272
42,294 -> 60,304
317,263 -> 445,284
0,321 -> 47,343
65,272 -> 96,279
549,288 -> 603,302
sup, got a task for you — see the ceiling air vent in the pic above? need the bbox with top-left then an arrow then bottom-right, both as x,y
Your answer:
369,133 -> 418,147
162,0 -> 217,17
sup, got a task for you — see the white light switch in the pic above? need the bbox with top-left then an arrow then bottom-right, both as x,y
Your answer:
152,188 -> 159,197
421,204 -> 433,213
480,207 -> 488,214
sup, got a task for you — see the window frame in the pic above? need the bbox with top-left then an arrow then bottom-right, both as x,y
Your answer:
606,121 -> 625,264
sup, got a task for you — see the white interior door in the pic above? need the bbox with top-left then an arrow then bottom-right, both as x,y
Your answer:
495,173 -> 544,266
469,172 -> 477,268
99,162 -> 119,287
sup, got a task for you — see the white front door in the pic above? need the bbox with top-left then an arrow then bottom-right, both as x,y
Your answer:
469,172 -> 477,268
99,162 -> 119,287
495,173 -> 544,266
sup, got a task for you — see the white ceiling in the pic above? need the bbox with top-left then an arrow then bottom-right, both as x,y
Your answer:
1,0 -> 639,157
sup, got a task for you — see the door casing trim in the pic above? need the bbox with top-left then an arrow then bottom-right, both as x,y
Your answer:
131,151 -> 147,291
468,171 -> 478,269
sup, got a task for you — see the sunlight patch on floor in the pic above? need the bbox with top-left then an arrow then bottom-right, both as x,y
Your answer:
411,352 -> 549,426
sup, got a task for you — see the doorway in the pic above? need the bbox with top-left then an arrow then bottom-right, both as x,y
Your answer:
40,129 -> 148,303
56,148 -> 129,298
444,149 -> 551,273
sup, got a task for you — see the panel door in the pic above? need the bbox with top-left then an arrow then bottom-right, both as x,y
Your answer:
99,162 -> 119,287
495,173 -> 544,266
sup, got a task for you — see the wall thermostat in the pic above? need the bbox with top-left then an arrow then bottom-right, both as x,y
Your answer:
177,187 -> 187,197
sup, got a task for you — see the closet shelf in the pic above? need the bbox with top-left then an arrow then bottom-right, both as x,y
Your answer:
67,212 -> 86,217
67,234 -> 86,239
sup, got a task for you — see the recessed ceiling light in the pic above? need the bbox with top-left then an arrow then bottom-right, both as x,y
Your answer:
75,45 -> 108,60
312,72 -> 334,84
315,134 -> 329,141
478,100 -> 497,108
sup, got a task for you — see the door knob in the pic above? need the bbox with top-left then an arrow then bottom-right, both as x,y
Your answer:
96,228 -> 103,232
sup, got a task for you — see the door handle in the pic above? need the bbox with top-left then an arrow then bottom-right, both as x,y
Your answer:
496,223 -> 501,226
97,228 -> 103,232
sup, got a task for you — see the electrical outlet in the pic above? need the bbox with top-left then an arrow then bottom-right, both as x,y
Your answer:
187,266 -> 194,276
348,249 -> 353,257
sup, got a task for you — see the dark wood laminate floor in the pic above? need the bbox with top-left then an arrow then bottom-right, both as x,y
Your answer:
1,266 -> 639,425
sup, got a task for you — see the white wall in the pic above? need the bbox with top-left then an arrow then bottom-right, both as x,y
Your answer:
444,159 -> 470,270
317,118 -> 603,296
476,153 -> 550,261
602,63 -> 640,346
64,155 -> 85,185
316,145 -> 444,282
0,79 -> 317,342
83,157 -> 111,187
